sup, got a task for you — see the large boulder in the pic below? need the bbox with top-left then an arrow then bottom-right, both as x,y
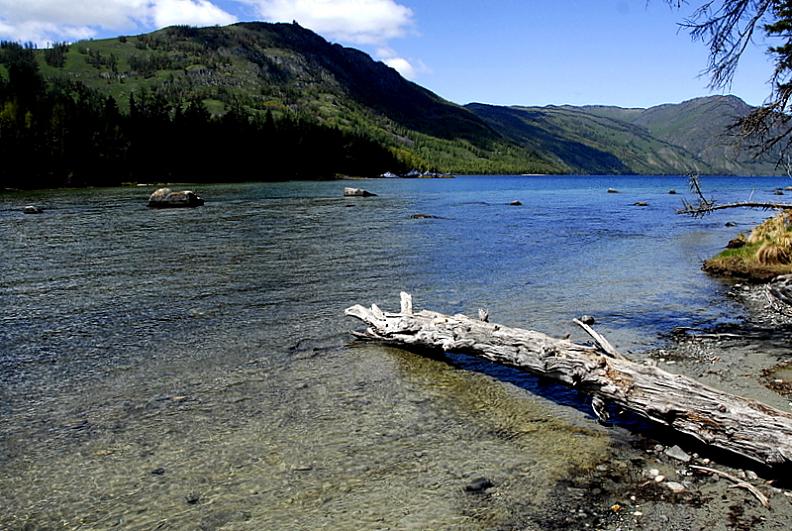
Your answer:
148,188 -> 205,208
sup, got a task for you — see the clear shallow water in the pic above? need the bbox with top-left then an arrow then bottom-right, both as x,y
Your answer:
0,175 -> 787,528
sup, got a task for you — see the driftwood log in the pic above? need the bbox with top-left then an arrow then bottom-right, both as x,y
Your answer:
345,292 -> 792,470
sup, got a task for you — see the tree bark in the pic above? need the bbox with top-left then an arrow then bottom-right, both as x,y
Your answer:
345,292 -> 792,470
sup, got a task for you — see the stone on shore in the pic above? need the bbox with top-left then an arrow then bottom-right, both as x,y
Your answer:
665,481 -> 686,494
148,188 -> 205,208
665,445 -> 691,463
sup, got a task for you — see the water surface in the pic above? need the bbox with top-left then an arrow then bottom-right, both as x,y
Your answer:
1,175 -> 787,528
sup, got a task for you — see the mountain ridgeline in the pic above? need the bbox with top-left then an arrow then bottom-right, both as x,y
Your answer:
0,22 -> 783,187
466,96 -> 782,176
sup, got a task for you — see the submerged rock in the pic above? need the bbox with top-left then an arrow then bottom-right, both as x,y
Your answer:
410,213 -> 442,219
464,477 -> 494,493
148,188 -> 205,208
344,187 -> 376,197
633,201 -> 649,207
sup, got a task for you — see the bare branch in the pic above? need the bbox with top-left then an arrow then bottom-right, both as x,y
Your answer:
678,200 -> 792,215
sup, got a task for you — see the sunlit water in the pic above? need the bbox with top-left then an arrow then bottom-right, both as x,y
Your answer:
1,175 -> 787,529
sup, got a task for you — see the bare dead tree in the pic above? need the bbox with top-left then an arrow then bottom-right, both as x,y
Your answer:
678,172 -> 792,215
671,1 -> 792,161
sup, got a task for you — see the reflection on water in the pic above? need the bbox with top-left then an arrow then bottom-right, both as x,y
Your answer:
0,175 -> 785,528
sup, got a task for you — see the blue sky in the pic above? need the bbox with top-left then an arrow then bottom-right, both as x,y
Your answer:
0,0 -> 776,108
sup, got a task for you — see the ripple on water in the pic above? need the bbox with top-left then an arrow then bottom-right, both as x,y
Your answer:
1,176 -> 786,528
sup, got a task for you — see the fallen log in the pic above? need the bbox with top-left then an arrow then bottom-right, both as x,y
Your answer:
345,292 -> 792,470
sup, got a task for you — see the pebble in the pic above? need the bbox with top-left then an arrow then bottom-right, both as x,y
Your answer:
292,464 -> 313,471
666,482 -> 686,494
665,445 -> 691,463
746,470 -> 759,481
185,491 -> 200,505
151,467 -> 166,475
655,475 -> 666,483
633,511 -> 643,516
648,468 -> 660,477
654,444 -> 665,453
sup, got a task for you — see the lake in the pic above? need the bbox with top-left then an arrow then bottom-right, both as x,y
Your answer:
1,175 -> 788,528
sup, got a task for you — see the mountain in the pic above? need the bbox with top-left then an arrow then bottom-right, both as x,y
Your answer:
28,22 -> 557,175
467,96 -> 781,175
3,22 -> 782,178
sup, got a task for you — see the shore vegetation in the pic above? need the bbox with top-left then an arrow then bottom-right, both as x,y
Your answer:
705,211 -> 792,281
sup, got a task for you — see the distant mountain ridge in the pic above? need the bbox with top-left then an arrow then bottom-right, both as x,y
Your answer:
16,21 -> 783,176
467,95 -> 781,175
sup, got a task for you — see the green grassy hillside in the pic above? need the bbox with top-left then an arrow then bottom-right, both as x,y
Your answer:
31,23 -> 558,175
466,103 -> 708,174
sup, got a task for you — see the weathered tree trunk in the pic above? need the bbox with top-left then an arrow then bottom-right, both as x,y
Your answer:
345,292 -> 792,470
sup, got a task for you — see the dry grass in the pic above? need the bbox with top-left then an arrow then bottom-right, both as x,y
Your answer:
705,212 -> 792,280
757,243 -> 791,265
751,212 -> 792,265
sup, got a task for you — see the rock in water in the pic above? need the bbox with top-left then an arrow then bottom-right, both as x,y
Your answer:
23,205 -> 42,214
579,315 -> 595,325
607,188 -> 619,193
148,188 -> 205,208
464,477 -> 494,493
510,200 -> 523,206
343,187 -> 377,197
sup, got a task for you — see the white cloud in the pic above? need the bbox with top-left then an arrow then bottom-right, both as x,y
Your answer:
243,0 -> 413,44
382,56 -> 415,79
152,0 -> 237,28
0,0 -> 236,45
